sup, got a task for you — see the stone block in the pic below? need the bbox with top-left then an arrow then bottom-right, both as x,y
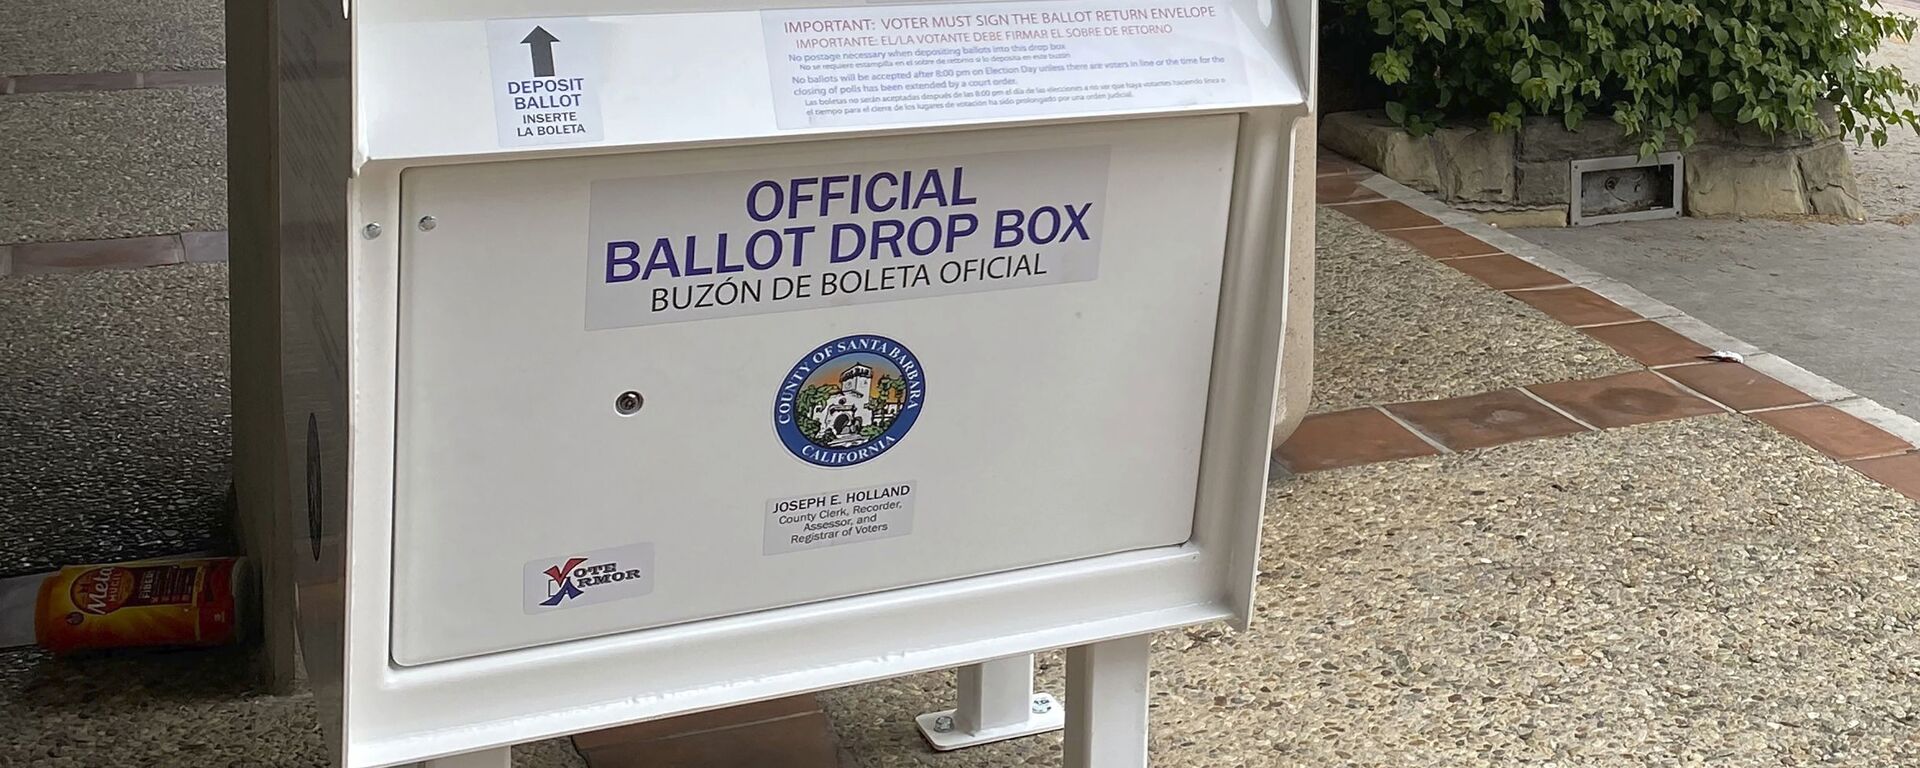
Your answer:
1515,160 -> 1572,206
1704,102 -> 1843,150
1796,140 -> 1865,220
1320,110 -> 1440,192
1519,116 -> 1645,161
1432,126 -> 1516,203
1684,148 -> 1808,217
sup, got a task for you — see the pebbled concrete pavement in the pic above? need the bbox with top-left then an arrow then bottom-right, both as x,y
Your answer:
1854,7 -> 1920,223
0,645 -> 587,768
0,264 -> 231,576
0,0 -> 224,76
826,416 -> 1920,767
1312,210 -> 1636,413
0,87 -> 226,244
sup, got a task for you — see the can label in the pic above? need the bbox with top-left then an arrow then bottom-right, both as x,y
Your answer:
35,557 -> 246,654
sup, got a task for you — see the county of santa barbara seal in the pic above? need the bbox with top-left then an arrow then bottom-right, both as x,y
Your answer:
773,334 -> 926,468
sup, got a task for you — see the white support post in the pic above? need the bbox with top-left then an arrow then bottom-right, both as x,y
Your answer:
1063,635 -> 1151,768
420,746 -> 512,768
914,653 -> 1064,751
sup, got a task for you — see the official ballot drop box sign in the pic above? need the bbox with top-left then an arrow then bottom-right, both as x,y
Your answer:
240,0 -> 1316,763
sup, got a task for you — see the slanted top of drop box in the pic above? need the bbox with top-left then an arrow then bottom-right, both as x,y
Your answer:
354,0 -> 1309,163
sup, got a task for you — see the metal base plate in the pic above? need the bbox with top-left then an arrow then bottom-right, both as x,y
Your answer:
914,693 -> 1066,751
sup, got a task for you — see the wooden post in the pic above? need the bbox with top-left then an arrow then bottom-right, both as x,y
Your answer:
226,0 -> 298,693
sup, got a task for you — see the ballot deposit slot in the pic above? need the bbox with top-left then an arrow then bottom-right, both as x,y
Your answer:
241,0 -> 1318,765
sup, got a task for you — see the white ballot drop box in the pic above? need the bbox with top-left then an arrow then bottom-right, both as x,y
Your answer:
230,0 -> 1318,765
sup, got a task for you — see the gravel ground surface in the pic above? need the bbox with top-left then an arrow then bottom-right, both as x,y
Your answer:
0,0 -> 223,75
1853,16 -> 1920,222
0,265 -> 231,577
829,416 -> 1920,767
0,647 -> 586,767
0,87 -> 226,244
1311,210 -> 1637,412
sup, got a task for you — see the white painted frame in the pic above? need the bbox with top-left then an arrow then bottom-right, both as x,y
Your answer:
338,104 -> 1307,768
1569,151 -> 1685,226
263,2 -> 1319,766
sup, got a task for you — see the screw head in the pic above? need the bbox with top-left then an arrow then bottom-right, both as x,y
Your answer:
931,715 -> 954,733
1032,695 -> 1052,714
362,222 -> 383,240
417,215 -> 438,232
614,391 -> 644,416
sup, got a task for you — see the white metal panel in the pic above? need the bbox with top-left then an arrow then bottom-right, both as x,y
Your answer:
335,106 -> 1306,768
354,2 -> 1306,162
271,0 -> 1322,762
389,116 -> 1237,664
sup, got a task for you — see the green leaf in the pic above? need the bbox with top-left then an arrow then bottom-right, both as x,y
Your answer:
1385,101 -> 1409,125
1322,0 -> 1920,150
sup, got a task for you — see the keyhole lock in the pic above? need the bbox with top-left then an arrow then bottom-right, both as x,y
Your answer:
614,391 -> 645,416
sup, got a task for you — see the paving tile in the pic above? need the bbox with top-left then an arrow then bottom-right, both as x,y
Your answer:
1386,226 -> 1504,259
1528,371 -> 1725,429
0,245 -> 10,276
1444,253 -> 1570,291
1579,320 -> 1714,366
9,72 -> 140,93
1317,174 -> 1383,205
181,230 -> 230,263
1659,363 -> 1815,413
141,69 -> 225,89
1334,200 -> 1441,231
1317,154 -> 1369,176
1507,286 -> 1643,327
10,235 -> 183,274
572,696 -> 822,751
1,87 -> 227,242
0,0 -> 225,75
1848,452 -> 1920,501
1384,389 -> 1588,451
1275,408 -> 1440,472
1752,405 -> 1914,461
579,710 -> 839,768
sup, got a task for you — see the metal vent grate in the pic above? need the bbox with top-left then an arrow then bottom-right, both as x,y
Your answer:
1570,152 -> 1684,225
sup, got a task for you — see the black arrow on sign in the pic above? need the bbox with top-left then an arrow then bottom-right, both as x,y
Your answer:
522,26 -> 559,78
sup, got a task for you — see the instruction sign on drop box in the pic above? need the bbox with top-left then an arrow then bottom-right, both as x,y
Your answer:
586,146 -> 1110,329
487,17 -> 605,147
761,0 -> 1250,129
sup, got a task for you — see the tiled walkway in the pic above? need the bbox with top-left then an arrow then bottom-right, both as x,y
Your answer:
6,46 -> 1920,762
1286,153 -> 1920,502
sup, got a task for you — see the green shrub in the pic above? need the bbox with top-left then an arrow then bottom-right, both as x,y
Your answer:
1329,0 -> 1920,154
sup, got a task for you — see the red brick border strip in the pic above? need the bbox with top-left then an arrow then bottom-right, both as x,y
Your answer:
572,694 -> 840,768
1,231 -> 228,277
1297,150 -> 1920,501
2,68 -> 223,95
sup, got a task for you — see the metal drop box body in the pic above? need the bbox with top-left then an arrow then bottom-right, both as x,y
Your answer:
232,0 -> 1318,765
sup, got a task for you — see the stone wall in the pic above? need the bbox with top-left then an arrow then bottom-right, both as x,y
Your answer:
1321,108 -> 1865,223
